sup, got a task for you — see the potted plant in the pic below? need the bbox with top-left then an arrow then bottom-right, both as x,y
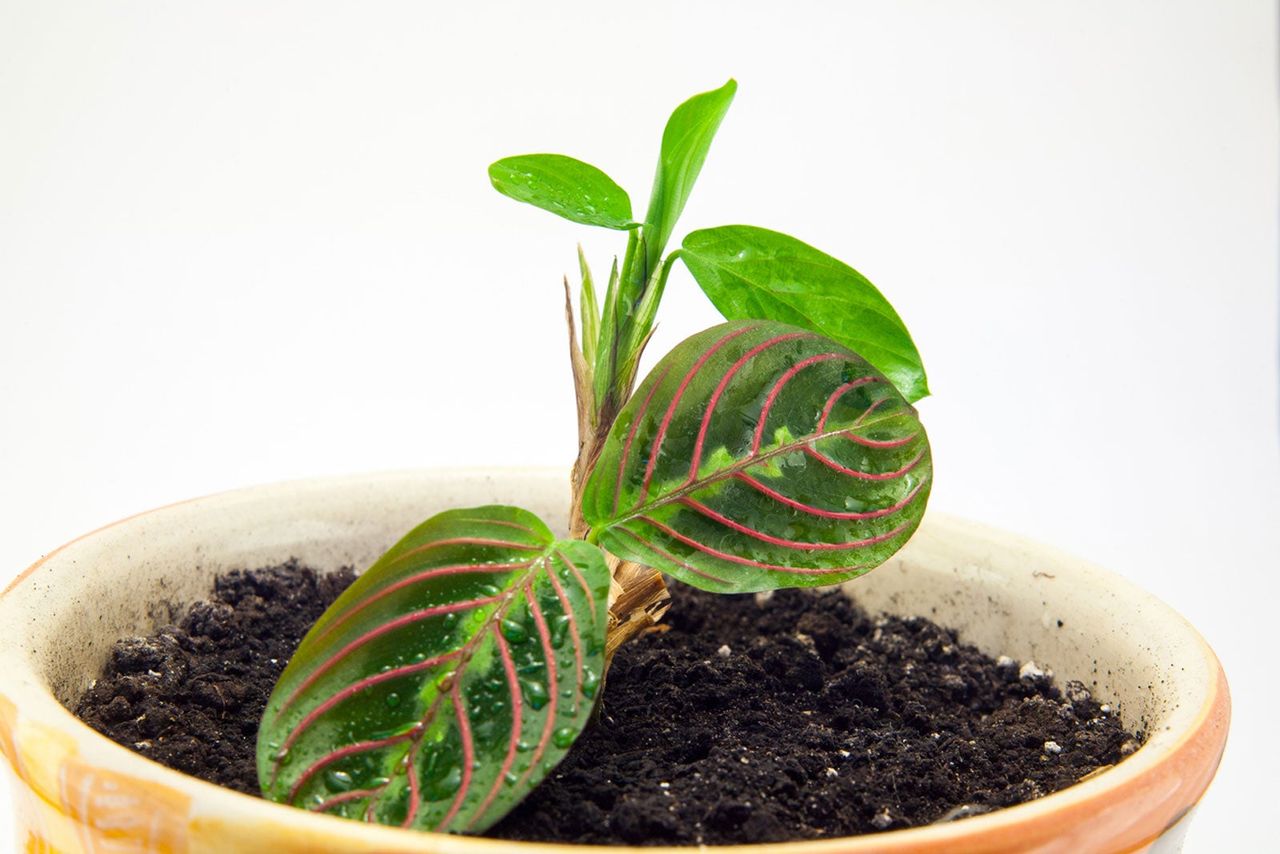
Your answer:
0,81 -> 1228,853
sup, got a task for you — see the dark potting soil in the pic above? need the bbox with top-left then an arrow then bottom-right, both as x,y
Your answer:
75,563 -> 1140,845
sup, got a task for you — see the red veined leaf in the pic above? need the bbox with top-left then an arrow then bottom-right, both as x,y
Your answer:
581,320 -> 932,593
257,506 -> 611,833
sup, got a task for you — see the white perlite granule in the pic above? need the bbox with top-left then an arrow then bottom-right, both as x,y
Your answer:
1018,660 -> 1047,680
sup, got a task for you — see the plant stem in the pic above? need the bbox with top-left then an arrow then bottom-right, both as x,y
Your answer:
563,256 -> 670,660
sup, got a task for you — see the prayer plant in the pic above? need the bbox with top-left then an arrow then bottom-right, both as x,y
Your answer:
257,79 -> 933,834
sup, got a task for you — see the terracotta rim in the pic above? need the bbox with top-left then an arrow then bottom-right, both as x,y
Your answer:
0,469 -> 1231,853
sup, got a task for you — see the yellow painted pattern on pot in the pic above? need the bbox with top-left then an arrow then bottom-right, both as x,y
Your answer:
58,757 -> 190,852
1,697 -> 186,853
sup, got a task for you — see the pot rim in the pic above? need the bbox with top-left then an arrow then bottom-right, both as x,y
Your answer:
0,468 -> 1231,853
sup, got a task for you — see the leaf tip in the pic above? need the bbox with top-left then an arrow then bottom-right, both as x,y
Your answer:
900,370 -> 930,404
486,158 -> 509,190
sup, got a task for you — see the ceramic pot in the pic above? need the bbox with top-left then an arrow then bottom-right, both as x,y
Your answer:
0,469 -> 1228,853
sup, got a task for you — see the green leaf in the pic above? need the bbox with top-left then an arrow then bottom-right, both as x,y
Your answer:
257,506 -> 611,833
582,321 -> 931,593
489,154 -> 636,229
578,246 -> 600,368
641,79 -> 737,275
592,255 -> 622,408
681,226 -> 930,403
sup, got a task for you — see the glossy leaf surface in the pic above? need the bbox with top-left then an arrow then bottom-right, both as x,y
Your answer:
681,226 -> 930,402
489,154 -> 635,229
582,321 -> 931,593
641,79 -> 736,274
258,506 -> 610,833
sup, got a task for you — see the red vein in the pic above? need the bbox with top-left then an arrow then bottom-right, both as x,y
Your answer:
751,353 -> 847,454
309,787 -> 387,813
545,555 -> 584,708
304,563 -> 529,651
850,395 -> 889,427
466,625 -> 522,830
276,595 -> 503,719
840,429 -> 918,449
678,498 -> 915,551
288,734 -> 411,803
687,332 -> 814,483
514,581 -> 558,793
452,518 -> 539,535
612,527 -> 730,586
734,473 -> 925,520
433,684 -> 474,831
832,396 -> 916,448
556,549 -> 597,627
281,652 -> 461,755
381,537 -> 541,574
816,378 -> 882,431
634,516 -> 874,576
638,324 -> 759,505
613,361 -> 676,515
804,446 -> 927,480
402,740 -> 421,828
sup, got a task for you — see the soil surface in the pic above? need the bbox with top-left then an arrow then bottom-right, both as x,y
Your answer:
75,563 -> 1139,845
75,561 -> 357,793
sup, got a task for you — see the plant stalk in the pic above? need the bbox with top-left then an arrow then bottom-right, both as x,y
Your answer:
563,275 -> 670,661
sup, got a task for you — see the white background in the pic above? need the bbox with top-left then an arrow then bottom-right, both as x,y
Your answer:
1,1 -> 1275,850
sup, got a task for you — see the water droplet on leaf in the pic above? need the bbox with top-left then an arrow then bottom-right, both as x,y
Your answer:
550,614 -> 571,648
501,618 -> 528,644
522,679 -> 549,709
325,769 -> 353,791
552,727 -> 577,748
424,766 -> 462,801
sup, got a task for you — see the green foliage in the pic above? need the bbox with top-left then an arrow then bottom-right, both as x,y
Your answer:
640,78 -> 737,277
681,226 -> 929,402
257,506 -> 610,833
487,80 -> 925,416
577,246 -> 601,369
489,154 -> 636,230
582,321 -> 931,593
268,79 -> 937,835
